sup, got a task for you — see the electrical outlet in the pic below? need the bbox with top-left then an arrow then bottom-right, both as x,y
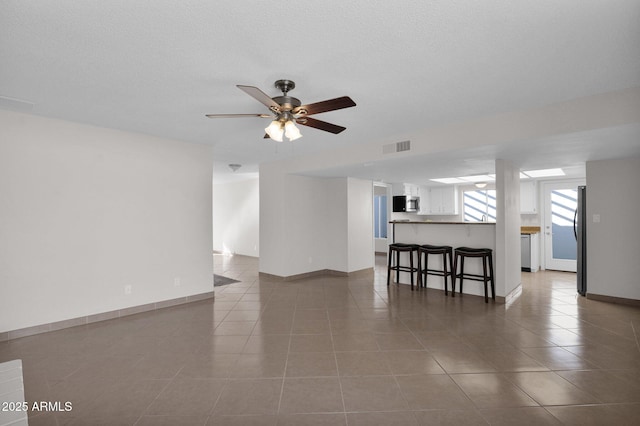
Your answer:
308,257 -> 313,264
174,277 -> 181,287
124,285 -> 132,295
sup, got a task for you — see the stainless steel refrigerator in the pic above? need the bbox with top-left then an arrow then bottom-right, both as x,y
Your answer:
574,185 -> 587,296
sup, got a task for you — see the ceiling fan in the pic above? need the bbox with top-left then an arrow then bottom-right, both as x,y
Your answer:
205,79 -> 356,142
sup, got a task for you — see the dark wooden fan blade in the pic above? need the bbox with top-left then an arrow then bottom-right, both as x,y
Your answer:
297,117 -> 346,134
293,96 -> 356,116
237,85 -> 281,112
206,113 -> 272,118
263,133 -> 270,139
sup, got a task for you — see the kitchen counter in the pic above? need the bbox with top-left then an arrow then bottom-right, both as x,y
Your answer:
520,226 -> 541,234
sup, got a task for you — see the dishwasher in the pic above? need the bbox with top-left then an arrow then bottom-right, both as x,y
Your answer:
521,234 -> 531,272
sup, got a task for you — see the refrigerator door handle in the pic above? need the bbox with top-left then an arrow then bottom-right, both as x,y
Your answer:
573,208 -> 578,241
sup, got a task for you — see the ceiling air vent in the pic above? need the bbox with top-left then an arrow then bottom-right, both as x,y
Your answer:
383,140 -> 411,154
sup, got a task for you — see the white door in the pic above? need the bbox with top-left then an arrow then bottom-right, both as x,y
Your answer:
543,181 -> 584,271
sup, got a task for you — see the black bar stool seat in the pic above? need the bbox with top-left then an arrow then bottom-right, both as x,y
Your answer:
387,243 -> 420,290
417,245 -> 454,295
453,247 -> 495,303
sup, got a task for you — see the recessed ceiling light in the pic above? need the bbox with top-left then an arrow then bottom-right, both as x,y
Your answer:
458,174 -> 495,182
430,178 -> 466,184
522,168 -> 565,178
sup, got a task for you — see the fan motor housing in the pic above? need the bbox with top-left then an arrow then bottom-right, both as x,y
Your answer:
272,95 -> 301,111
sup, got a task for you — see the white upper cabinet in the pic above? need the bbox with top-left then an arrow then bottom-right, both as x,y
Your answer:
391,183 -> 405,196
520,181 -> 537,214
418,185 -> 430,214
392,183 -> 420,197
428,186 -> 458,215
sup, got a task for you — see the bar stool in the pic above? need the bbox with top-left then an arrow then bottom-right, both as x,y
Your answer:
417,245 -> 454,295
387,243 -> 420,290
453,247 -> 495,303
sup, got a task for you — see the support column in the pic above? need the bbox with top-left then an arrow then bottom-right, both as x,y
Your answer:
495,158 -> 522,300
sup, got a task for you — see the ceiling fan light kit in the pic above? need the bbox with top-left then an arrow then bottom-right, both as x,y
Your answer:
264,109 -> 302,142
265,120 -> 284,142
206,79 -> 356,141
284,120 -> 302,141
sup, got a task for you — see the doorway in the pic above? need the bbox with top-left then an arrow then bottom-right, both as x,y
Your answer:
373,184 -> 390,254
543,180 -> 584,271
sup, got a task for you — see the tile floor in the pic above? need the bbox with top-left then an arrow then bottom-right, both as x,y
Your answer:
1,254 -> 640,425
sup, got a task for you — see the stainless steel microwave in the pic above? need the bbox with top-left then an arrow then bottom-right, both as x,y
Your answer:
392,195 -> 420,213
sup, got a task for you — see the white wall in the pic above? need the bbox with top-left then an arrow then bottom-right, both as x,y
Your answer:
347,178 -> 374,272
213,178 -> 259,257
586,157 -> 640,300
495,159 -> 522,298
259,165 -> 333,277
326,178 -> 348,272
282,175 -> 334,276
0,110 -> 213,332
259,164 -> 374,277
258,164 -> 286,276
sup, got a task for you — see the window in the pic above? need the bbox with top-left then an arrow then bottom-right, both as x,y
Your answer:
373,195 -> 388,238
463,190 -> 496,222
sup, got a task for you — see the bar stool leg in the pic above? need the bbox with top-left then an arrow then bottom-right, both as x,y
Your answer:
452,253 -> 457,297
396,249 -> 400,284
459,255 -> 465,296
442,252 -> 448,295
417,251 -> 422,288
387,249 -> 393,286
450,251 -> 455,295
482,255 -> 489,303
420,250 -> 426,289
423,252 -> 429,289
409,250 -> 415,291
488,253 -> 495,300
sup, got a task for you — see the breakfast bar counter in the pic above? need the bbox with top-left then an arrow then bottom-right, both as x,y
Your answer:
390,220 -> 496,243
389,221 -> 496,298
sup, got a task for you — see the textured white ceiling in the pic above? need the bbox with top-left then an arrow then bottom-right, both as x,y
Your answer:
2,1 -> 640,182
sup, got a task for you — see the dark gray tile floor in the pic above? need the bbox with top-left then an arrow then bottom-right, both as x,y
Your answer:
1,254 -> 640,425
